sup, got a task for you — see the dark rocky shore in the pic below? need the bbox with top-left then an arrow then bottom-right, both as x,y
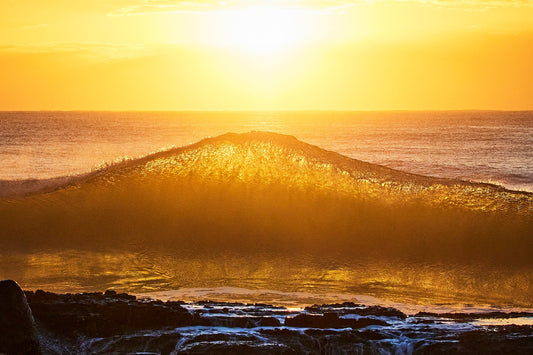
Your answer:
1,280 -> 532,354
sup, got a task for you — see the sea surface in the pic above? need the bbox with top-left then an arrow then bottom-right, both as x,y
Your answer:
1,111 -> 532,314
1,111 -> 532,191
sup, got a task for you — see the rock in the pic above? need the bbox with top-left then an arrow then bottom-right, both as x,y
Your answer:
416,326 -> 533,354
304,303 -> 406,319
12,289 -> 533,354
258,316 -> 281,327
284,312 -> 389,329
103,289 -> 117,296
205,316 -> 257,328
0,280 -> 41,355
25,290 -> 194,338
176,342 -> 295,354
305,302 -> 364,312
351,305 -> 407,319
203,315 -> 281,328
82,329 -> 182,354
175,332 -> 296,354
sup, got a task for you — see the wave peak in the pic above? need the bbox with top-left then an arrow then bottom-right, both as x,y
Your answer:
71,131 -> 530,214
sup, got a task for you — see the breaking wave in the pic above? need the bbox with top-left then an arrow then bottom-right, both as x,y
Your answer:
1,132 -> 532,306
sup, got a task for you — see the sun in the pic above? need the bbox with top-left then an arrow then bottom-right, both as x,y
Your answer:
217,6 -> 312,54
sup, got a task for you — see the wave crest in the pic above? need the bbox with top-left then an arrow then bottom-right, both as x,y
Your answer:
1,132 -> 532,265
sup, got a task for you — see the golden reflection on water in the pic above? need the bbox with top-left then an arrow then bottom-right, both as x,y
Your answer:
2,250 -> 531,309
473,318 -> 533,326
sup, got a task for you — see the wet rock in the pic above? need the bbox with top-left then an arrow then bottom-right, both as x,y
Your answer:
351,305 -> 407,319
176,342 -> 296,354
305,301 -> 364,312
258,316 -> 281,327
204,316 -> 257,328
259,328 -> 302,337
25,290 -> 194,338
14,289 -> 533,354
176,332 -> 296,354
252,303 -> 285,309
82,329 -> 182,354
103,289 -> 136,300
355,329 -> 388,341
305,303 -> 406,319
284,312 -> 389,328
0,280 -> 41,355
201,315 -> 281,328
196,300 -> 245,307
261,328 -> 396,353
416,326 -> 533,354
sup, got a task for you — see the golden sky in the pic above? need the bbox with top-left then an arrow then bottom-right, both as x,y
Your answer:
1,0 -> 532,110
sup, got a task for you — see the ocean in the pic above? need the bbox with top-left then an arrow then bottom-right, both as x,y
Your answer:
1,111 -> 532,191
1,111 -> 532,313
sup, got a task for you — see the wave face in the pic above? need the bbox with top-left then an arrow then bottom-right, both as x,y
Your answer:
1,132 -> 532,307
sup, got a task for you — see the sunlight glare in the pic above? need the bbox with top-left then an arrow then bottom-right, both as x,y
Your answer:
218,6 -> 312,54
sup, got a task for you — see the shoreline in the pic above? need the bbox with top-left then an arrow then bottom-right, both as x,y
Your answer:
136,286 -> 533,316
5,285 -> 532,354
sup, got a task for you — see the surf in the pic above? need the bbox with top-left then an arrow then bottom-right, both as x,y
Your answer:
1,132 -> 532,307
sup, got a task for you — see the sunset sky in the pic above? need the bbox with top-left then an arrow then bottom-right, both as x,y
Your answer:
1,0 -> 532,110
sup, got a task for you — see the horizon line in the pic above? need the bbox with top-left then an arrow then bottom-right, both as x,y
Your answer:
1,109 -> 533,113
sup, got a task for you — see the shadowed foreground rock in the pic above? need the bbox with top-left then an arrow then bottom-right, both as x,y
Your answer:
284,312 -> 389,328
10,288 -> 533,354
0,280 -> 41,355
24,289 -> 194,338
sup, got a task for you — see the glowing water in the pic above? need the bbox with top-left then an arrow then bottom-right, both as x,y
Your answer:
1,132 -> 531,311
